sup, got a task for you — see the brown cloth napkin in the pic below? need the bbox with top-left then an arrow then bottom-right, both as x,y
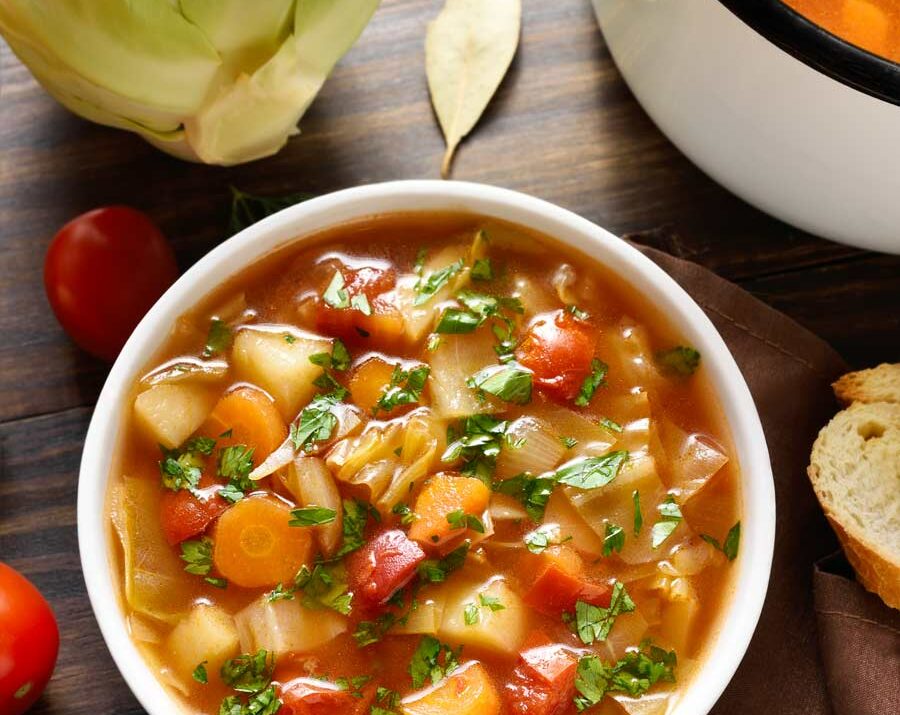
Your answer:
631,240 -> 900,715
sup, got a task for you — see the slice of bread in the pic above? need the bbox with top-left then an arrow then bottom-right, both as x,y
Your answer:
808,401 -> 900,609
832,363 -> 900,406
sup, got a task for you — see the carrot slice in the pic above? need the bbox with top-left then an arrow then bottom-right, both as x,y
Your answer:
402,662 -> 501,715
407,473 -> 490,548
213,496 -> 312,588
202,386 -> 287,464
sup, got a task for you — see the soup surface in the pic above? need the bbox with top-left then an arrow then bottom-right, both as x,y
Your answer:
783,0 -> 900,62
109,214 -> 742,715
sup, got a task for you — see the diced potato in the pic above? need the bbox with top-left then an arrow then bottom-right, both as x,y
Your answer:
166,604 -> 239,683
610,692 -> 670,715
393,589 -> 446,636
427,332 -> 500,419
655,577 -> 700,655
439,577 -> 527,656
232,327 -> 331,419
284,457 -> 343,558
133,383 -> 216,449
234,596 -> 347,655
110,475 -> 198,623
402,662 -> 501,715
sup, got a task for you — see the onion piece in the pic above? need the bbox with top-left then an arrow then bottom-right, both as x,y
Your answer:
495,417 -> 565,481
250,402 -> 363,481
139,357 -> 229,387
284,457 -> 343,558
655,417 -> 729,501
489,493 -> 527,521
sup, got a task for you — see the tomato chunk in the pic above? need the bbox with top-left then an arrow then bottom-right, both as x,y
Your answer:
280,677 -> 373,715
159,474 -> 228,545
515,310 -> 597,401
504,642 -> 579,715
316,266 -> 403,344
523,561 -> 611,617
345,528 -> 426,605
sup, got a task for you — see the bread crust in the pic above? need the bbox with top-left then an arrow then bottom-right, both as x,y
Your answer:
832,362 -> 900,406
809,461 -> 900,609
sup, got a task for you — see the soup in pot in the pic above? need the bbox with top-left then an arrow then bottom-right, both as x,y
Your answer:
108,213 -> 742,715
783,0 -> 900,63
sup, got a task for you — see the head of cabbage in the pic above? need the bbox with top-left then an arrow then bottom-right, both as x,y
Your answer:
0,0 -> 380,165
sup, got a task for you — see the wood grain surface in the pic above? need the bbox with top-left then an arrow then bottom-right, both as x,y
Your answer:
0,1 -> 896,713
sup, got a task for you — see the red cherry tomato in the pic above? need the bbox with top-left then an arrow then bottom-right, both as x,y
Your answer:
0,563 -> 59,715
44,206 -> 178,361
515,309 -> 597,401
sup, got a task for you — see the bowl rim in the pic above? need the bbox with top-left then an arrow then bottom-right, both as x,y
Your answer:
77,179 -> 775,715
719,0 -> 900,105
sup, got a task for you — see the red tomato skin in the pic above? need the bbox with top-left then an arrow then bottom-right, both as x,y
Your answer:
0,563 -> 59,715
345,529 -> 426,605
315,266 -> 402,344
523,563 -> 611,617
505,643 -> 578,715
44,206 -> 178,361
279,678 -> 374,715
159,475 -> 229,545
515,310 -> 597,401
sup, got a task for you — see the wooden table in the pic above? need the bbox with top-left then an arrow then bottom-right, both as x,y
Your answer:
0,1 -> 897,713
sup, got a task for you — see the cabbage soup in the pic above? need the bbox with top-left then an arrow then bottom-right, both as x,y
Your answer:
109,213 -> 742,715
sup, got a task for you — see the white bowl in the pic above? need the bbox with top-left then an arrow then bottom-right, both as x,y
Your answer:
593,0 -> 900,255
78,180 -> 775,715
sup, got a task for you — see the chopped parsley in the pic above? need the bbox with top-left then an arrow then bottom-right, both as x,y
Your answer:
701,521 -> 741,561
373,687 -> 401,713
442,414 -> 508,483
392,502 -> 417,526
561,436 -> 578,449
159,444 -> 204,493
291,394 -> 343,452
493,472 -> 557,522
656,346 -> 701,376
633,490 -> 643,535
309,339 -> 351,372
350,293 -> 372,316
289,506 -> 338,527
373,364 -> 430,416
284,334 -> 296,344
651,495 -> 683,549
192,661 -> 208,684
408,636 -> 461,689
573,643 -> 676,711
218,687 -> 281,715
202,318 -> 232,358
566,304 -> 590,320
463,592 -> 505,626
598,417 -> 623,433
471,258 -> 493,281
414,259 -> 464,305
463,602 -> 479,626
292,563 -> 352,615
217,444 -> 255,501
221,650 -> 276,694
180,537 -> 226,588
446,510 -> 485,533
468,364 -> 532,404
573,582 -> 635,645
418,542 -> 470,583
524,524 -> 572,554
603,523 -> 625,556
426,334 -> 442,352
435,308 -> 482,334
353,612 -> 398,647
555,451 -> 628,489
574,359 -> 608,407
323,270 -> 351,309
335,498 -> 375,558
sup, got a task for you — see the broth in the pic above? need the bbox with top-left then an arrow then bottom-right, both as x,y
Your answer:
108,213 -> 742,715
783,0 -> 900,63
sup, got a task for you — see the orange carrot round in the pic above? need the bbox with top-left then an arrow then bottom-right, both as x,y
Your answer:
213,496 -> 312,588
203,386 -> 287,464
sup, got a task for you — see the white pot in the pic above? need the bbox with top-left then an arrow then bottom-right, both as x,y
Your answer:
77,181 -> 775,715
593,0 -> 900,254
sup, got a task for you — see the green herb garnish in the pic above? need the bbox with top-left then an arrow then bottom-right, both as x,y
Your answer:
574,359 -> 608,407
418,542 -> 470,583
602,523 -> 625,556
291,394 -> 342,452
573,582 -> 635,645
446,509 -> 485,533
656,346 -> 701,376
650,495 -> 683,549
323,271 -> 350,309
202,318 -> 232,358
701,521 -> 741,561
408,636 -> 461,689
632,490 -> 642,535
468,364 -> 532,404
493,472 -> 557,522
555,451 -> 628,489
373,364 -> 430,416
414,259 -> 464,305
192,661 -> 208,685
289,506 -> 338,527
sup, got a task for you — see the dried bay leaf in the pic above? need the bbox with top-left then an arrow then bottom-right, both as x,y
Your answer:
426,0 -> 522,178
